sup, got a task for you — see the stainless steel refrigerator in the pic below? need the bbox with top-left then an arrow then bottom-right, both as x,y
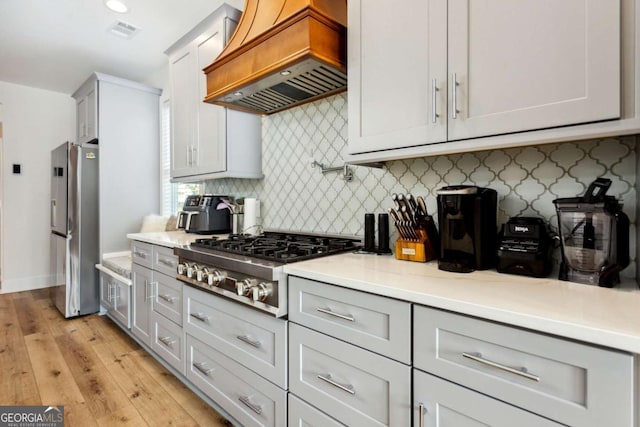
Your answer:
50,142 -> 99,318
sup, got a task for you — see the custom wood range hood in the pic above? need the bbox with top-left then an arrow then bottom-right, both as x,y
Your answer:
203,0 -> 347,115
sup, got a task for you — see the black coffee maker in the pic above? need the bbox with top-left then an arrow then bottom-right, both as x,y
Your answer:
554,178 -> 629,287
437,185 -> 498,273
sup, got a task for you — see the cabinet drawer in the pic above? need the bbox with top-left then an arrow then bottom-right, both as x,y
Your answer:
289,276 -> 411,363
289,323 -> 411,427
131,241 -> 153,268
153,245 -> 179,277
151,311 -> 184,375
184,286 -> 287,388
414,369 -> 562,427
413,306 -> 634,427
186,334 -> 286,427
288,394 -> 345,427
153,272 -> 182,326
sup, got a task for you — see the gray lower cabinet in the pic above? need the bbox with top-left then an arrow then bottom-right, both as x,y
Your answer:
288,394 -> 345,427
183,285 -> 289,426
413,305 -> 635,427
288,276 -> 411,364
184,285 -> 288,388
289,323 -> 411,426
131,240 -> 184,374
98,270 -> 131,329
151,310 -> 184,374
186,334 -> 286,427
413,369 -> 562,427
131,262 -> 153,345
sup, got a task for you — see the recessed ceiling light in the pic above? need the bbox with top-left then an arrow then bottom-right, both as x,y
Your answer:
105,0 -> 129,13
234,91 -> 243,97
280,70 -> 291,76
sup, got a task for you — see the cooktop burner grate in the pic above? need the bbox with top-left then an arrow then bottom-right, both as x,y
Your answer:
190,232 -> 360,263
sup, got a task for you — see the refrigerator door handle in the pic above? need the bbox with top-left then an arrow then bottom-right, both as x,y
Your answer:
51,199 -> 56,227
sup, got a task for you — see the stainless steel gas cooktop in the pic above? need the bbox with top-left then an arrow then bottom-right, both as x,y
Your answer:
174,231 -> 360,317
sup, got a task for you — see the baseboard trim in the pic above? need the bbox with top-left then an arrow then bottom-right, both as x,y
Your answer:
1,275 -> 54,294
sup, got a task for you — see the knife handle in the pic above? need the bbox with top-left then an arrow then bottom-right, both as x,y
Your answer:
391,193 -> 402,211
416,196 -> 428,217
407,194 -> 419,213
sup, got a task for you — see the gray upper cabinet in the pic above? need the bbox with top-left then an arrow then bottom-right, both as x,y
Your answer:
348,0 -> 626,161
75,83 -> 97,144
166,4 -> 262,182
73,73 -> 161,257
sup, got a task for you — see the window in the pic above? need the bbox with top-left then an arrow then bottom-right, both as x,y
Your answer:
160,98 -> 201,216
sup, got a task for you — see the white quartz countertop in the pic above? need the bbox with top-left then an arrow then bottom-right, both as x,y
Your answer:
283,253 -> 640,354
126,230 -> 228,248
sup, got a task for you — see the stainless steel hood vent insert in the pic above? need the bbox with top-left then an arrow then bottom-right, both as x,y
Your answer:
224,64 -> 347,114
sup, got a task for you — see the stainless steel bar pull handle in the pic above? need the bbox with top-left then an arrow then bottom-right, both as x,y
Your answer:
158,294 -> 175,303
418,403 -> 426,427
193,362 -> 213,376
158,336 -> 176,346
236,335 -> 262,349
462,352 -> 540,382
145,281 -> 157,301
451,73 -> 459,119
431,78 -> 439,124
316,307 -> 355,322
190,312 -> 209,322
113,285 -> 119,309
159,258 -> 175,267
317,374 -> 355,395
134,250 -> 147,259
238,395 -> 263,415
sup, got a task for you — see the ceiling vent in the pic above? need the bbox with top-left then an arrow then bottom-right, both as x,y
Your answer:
108,20 -> 141,39
203,0 -> 347,115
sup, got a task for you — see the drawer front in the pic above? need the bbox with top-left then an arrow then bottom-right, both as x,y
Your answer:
414,306 -> 634,427
186,334 -> 286,427
152,311 -> 184,374
153,245 -> 179,277
289,323 -> 411,427
289,276 -> 411,364
414,369 -> 562,427
288,394 -> 345,427
153,272 -> 182,326
131,241 -> 153,268
184,286 -> 287,388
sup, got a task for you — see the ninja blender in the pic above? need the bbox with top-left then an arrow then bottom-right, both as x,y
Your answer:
553,178 -> 630,287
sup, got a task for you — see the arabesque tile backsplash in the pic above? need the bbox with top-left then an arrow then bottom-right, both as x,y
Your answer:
206,93 -> 637,278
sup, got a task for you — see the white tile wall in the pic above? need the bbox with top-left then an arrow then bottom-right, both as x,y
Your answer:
206,93 -> 637,278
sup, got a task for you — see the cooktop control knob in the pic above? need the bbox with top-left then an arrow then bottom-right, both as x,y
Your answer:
236,279 -> 256,297
187,265 -> 199,279
252,282 -> 273,302
209,270 -> 226,287
196,267 -> 209,282
177,262 -> 189,275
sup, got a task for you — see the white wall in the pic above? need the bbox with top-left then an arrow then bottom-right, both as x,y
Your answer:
0,81 -> 75,293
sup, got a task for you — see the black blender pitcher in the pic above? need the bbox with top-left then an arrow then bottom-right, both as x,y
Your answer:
553,178 -> 630,287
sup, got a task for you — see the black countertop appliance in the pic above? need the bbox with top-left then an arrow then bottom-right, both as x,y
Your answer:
177,195 -> 231,234
437,185 -> 497,273
497,217 -> 554,278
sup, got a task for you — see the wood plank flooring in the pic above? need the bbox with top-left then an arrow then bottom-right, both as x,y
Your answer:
0,289 -> 231,426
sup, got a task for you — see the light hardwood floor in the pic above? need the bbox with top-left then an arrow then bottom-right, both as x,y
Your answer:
0,288 -> 231,426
